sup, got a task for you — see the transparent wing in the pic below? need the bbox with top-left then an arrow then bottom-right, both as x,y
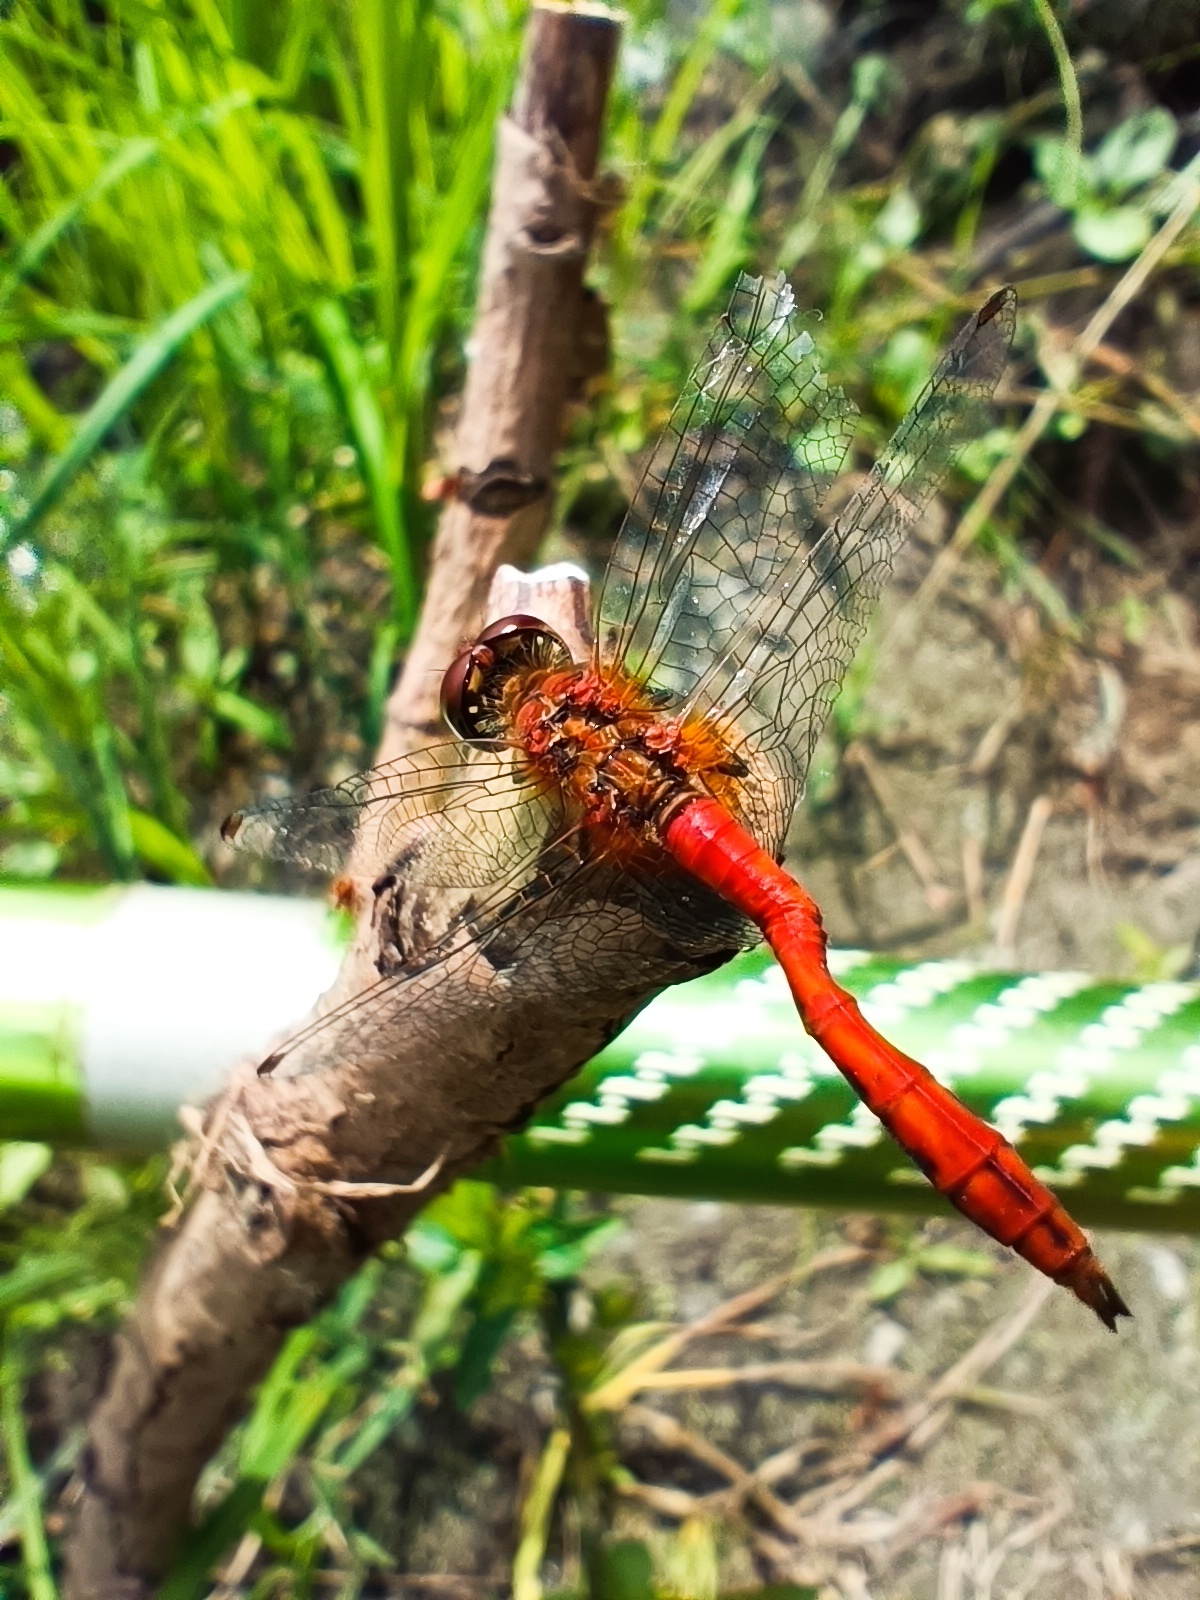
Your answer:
239,816 -> 753,1076
684,286 -> 1017,851
254,832 -> 597,1071
594,273 -> 859,704
224,741 -> 592,1070
223,741 -> 559,890
224,736 -> 754,1072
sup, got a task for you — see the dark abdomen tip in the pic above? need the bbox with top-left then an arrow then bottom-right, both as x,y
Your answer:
1059,1251 -> 1132,1331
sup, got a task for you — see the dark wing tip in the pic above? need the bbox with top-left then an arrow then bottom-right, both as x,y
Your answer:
977,284 -> 1017,327
220,811 -> 244,845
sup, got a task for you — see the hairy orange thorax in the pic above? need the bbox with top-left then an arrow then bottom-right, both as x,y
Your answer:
508,665 -> 748,863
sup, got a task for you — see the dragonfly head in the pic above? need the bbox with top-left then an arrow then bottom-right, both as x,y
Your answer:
441,613 -> 571,744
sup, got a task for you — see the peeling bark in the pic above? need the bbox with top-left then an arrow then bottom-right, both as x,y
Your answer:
61,7 -> 644,1594
385,0 -> 620,747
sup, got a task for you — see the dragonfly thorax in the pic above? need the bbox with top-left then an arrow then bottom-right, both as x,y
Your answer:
512,667 -> 746,848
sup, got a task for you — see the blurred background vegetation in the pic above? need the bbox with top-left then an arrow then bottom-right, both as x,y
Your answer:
1,0 -> 1199,1595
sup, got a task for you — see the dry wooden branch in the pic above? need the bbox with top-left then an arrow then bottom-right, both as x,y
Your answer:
384,0 -> 619,749
62,9 -> 636,1595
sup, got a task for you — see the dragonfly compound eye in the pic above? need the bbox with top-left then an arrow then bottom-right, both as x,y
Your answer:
441,614 -> 571,744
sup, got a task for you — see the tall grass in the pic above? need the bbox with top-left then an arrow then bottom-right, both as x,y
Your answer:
0,0 -> 521,880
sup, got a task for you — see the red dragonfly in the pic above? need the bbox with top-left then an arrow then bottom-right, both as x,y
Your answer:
225,275 -> 1128,1329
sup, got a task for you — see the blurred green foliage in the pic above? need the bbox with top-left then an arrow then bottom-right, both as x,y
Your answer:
1034,106 -> 1180,261
0,0 -> 521,880
0,1147 -> 166,1594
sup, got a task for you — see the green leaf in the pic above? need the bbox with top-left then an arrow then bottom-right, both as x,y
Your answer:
875,326 -> 936,416
309,296 -> 415,633
406,1218 -> 462,1276
873,186 -> 921,251
646,0 -> 744,170
869,1257 -> 917,1304
128,809 -> 213,886
0,1143 -> 52,1211
1032,136 -> 1087,210
956,425 -> 1018,484
966,0 -> 1019,17
422,1179 -> 500,1253
0,1357 -> 56,1600
363,619 -> 400,747
851,51 -> 890,107
913,1244 -> 995,1278
1091,108 -> 1177,196
719,1589 -> 819,1600
593,1540 -> 655,1600
537,1215 -> 623,1281
210,689 -> 292,749
1114,922 -> 1193,983
683,118 -> 774,314
0,1254 -> 86,1316
1050,408 -> 1087,441
410,1251 -> 482,1362
1074,203 -> 1152,263
0,841 -> 60,879
453,1307 -> 517,1409
10,272 -> 250,542
0,136 -> 159,310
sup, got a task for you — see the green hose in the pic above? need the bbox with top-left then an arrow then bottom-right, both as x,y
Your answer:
484,946 -> 1200,1230
2,887 -> 1199,1230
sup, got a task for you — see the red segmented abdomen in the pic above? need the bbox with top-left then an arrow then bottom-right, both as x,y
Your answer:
662,794 -> 1130,1330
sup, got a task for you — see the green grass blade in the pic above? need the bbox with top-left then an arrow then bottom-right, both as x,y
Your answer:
156,1478 -> 263,1600
649,0 -> 743,168
162,1276 -> 380,1598
355,0 -> 415,360
363,619 -> 400,748
310,295 -> 417,633
0,1352 -> 58,1600
396,85 -> 500,406
657,74 -> 777,240
778,56 -> 887,271
0,1254 -> 88,1315
618,0 -> 743,252
274,113 -> 355,289
9,272 -> 250,544
210,688 -> 293,750
89,719 -> 136,878
0,348 -> 71,452
127,810 -> 213,886
0,136 -> 159,310
683,119 -> 773,313
0,620 -> 119,873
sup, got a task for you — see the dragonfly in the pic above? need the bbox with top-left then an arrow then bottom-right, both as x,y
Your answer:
224,274 -> 1129,1330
